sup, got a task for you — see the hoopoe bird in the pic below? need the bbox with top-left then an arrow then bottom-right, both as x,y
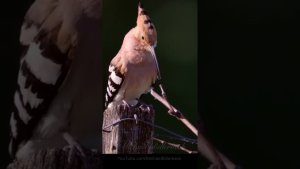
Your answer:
105,2 -> 160,109
9,0 -> 102,160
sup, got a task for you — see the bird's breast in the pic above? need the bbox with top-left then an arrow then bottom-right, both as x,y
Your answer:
122,56 -> 157,101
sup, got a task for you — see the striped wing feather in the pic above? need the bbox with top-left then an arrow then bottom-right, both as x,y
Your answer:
104,65 -> 124,108
9,11 -> 73,158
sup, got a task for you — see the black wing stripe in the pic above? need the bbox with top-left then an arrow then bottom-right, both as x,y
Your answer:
104,65 -> 124,107
38,31 -> 68,65
20,44 -> 29,59
9,28 -> 72,158
14,91 -> 32,124
9,109 -> 26,157
21,60 -> 56,101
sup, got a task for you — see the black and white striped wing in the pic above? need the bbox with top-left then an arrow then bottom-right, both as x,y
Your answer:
9,15 -> 73,158
104,65 -> 124,108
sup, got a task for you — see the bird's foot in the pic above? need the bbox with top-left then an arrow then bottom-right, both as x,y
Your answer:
138,103 -> 152,113
64,143 -> 85,163
63,132 -> 90,169
120,100 -> 133,112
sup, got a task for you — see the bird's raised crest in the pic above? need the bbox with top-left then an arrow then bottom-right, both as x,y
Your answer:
136,2 -> 157,46
136,2 -> 161,80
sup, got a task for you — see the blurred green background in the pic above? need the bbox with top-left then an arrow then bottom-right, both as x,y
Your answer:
102,0 -> 197,153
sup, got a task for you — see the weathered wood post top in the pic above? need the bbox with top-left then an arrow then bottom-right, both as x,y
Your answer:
102,104 -> 155,154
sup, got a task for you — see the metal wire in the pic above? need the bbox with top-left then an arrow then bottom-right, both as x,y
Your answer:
102,117 -> 197,144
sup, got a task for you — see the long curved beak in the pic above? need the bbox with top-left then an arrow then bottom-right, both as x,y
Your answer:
147,45 -> 161,80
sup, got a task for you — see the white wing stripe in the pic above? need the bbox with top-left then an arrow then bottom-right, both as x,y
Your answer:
109,65 -> 114,72
105,94 -> 108,102
25,42 -> 62,85
19,24 -> 38,45
106,87 -> 112,96
109,84 -> 116,92
14,92 -> 32,124
111,71 -> 122,85
10,113 -> 18,138
17,68 -> 43,108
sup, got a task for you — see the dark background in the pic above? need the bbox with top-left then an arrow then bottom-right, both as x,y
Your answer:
1,0 -> 300,169
199,0 -> 300,169
1,0 -> 35,168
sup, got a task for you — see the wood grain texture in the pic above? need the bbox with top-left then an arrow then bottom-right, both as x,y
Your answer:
7,147 -> 102,169
102,104 -> 155,154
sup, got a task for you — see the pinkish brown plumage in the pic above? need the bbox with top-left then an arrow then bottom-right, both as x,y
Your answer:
105,2 -> 160,108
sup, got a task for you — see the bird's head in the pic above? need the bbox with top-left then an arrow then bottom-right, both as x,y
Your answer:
135,2 -> 157,48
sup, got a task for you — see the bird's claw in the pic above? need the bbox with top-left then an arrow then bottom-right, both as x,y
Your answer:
138,104 -> 151,113
120,100 -> 131,112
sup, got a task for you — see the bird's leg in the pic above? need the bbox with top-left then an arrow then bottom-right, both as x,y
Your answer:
61,101 -> 92,169
136,99 -> 152,113
138,104 -> 151,112
121,99 -> 143,111
62,132 -> 92,169
121,100 -> 132,112
122,100 -> 130,106
61,102 -> 85,162
63,132 -> 86,162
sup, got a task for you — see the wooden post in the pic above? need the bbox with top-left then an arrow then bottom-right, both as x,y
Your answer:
102,104 -> 155,154
6,147 -> 102,169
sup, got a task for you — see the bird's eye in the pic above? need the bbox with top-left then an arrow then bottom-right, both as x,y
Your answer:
142,36 -> 145,40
